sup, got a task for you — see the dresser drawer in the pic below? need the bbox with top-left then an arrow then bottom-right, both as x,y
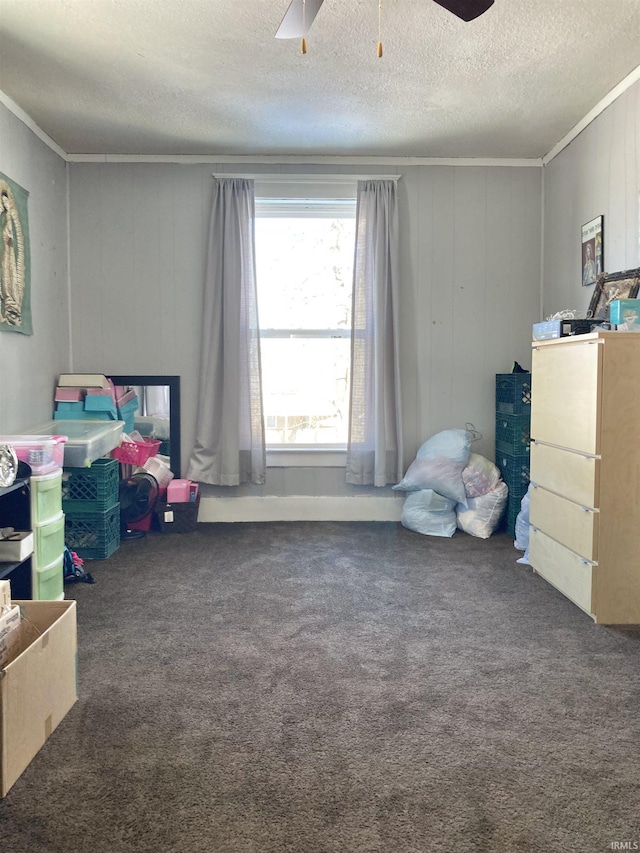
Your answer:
530,441 -> 599,508
528,527 -> 595,617
531,341 -> 601,453
529,484 -> 598,561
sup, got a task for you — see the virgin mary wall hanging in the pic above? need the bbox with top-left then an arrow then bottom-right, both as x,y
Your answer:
0,172 -> 32,335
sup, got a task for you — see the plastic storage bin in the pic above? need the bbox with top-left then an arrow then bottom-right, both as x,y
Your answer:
30,469 -> 63,526
33,511 -> 65,571
0,435 -> 66,475
61,458 -> 119,512
64,503 -> 120,560
27,420 -> 124,468
32,554 -> 64,601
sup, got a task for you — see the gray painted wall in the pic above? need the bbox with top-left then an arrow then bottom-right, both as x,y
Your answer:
543,78 -> 640,317
0,103 -> 69,433
3,74 -> 638,505
67,162 -> 542,497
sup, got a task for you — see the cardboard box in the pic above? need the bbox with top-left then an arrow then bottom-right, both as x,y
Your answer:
0,604 -> 21,668
1,600 -> 77,797
0,531 -> 34,562
0,580 -> 10,608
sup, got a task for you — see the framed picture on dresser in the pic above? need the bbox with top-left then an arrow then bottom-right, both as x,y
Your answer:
587,267 -> 640,321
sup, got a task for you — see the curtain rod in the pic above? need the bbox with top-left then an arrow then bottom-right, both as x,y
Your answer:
212,173 -> 401,182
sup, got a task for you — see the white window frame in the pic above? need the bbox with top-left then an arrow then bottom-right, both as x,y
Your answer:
254,179 -> 357,465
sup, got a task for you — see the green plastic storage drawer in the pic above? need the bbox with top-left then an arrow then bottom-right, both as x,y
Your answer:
32,554 -> 64,601
33,511 -> 65,571
30,469 -> 63,526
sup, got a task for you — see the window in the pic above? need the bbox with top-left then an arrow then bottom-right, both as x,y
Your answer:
255,194 -> 356,447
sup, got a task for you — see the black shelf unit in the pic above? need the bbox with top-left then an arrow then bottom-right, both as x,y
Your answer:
0,477 -> 32,598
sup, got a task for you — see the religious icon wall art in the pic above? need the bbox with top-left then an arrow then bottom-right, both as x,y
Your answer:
0,172 -> 32,335
581,215 -> 603,288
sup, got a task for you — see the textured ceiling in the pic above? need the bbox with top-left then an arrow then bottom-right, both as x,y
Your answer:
0,0 -> 639,158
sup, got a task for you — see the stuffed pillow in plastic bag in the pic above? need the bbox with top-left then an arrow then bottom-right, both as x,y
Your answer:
393,429 -> 471,506
456,480 -> 508,539
401,489 -> 457,538
462,453 -> 501,498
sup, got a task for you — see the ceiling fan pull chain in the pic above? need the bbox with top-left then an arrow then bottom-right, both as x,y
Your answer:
377,0 -> 383,57
301,0 -> 307,53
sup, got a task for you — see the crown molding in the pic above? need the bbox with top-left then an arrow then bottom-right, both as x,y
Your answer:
543,63 -> 640,165
0,90 -> 67,160
66,153 -> 541,166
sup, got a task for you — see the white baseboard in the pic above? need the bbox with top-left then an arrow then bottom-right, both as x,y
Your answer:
198,495 -> 403,523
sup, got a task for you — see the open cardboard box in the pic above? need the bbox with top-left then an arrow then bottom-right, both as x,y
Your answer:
0,599 -> 77,797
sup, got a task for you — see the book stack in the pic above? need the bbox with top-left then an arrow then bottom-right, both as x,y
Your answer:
53,374 -> 129,423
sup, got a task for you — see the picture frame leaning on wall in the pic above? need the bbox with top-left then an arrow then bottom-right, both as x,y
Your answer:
586,267 -> 640,321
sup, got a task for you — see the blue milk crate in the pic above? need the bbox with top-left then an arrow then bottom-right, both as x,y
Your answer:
495,412 -> 531,457
496,452 -> 530,492
64,502 -> 120,560
62,457 -> 120,512
496,373 -> 532,415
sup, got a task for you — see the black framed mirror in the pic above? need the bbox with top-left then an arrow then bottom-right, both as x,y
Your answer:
107,375 -> 181,478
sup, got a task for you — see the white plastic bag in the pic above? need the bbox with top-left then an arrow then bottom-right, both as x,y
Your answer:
401,489 -> 457,538
462,453 -> 501,498
393,455 -> 468,505
456,480 -> 508,539
514,486 -> 532,551
394,429 -> 471,506
416,428 -> 471,464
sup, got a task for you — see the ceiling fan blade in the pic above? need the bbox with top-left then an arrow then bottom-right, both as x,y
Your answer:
275,0 -> 325,39
432,0 -> 495,22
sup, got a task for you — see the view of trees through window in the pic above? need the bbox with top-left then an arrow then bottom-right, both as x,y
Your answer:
255,200 -> 356,445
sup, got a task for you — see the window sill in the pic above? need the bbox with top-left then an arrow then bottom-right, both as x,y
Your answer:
266,447 -> 347,468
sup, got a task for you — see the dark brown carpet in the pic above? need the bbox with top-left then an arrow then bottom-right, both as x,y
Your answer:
1,521 -> 639,852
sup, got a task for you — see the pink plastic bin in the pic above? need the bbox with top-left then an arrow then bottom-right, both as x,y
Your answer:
0,435 -> 67,475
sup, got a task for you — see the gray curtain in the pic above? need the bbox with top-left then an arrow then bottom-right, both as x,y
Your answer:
346,180 -> 403,487
187,178 -> 266,485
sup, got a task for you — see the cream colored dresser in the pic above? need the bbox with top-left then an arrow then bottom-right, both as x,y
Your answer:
529,331 -> 640,624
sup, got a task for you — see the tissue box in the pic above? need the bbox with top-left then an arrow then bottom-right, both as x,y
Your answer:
0,532 -> 34,562
609,299 -> 640,326
167,479 -> 191,502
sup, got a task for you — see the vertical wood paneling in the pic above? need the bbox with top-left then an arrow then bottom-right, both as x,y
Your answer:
544,78 -> 640,318
68,160 -> 541,495
451,168 -> 488,437
428,167 -> 456,435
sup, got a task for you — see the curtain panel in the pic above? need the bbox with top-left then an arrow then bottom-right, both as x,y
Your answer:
346,180 -> 403,487
187,178 -> 266,486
